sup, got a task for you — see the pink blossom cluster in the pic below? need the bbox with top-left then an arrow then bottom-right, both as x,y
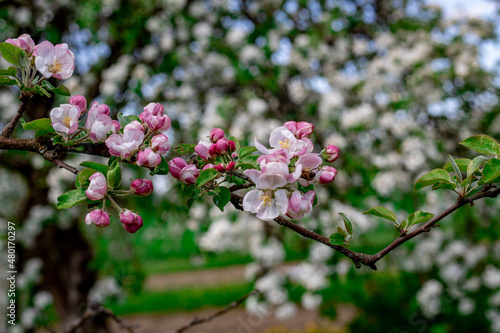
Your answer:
106,102 -> 171,167
243,122 -> 339,221
83,171 -> 153,233
6,34 -> 75,80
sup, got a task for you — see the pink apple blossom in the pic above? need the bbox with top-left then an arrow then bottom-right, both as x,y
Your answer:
69,95 -> 87,116
168,158 -> 199,184
296,121 -> 314,139
136,148 -> 161,168
85,209 -> 110,227
50,104 -> 80,136
85,172 -> 107,201
112,120 -> 121,133
318,166 -> 337,184
195,141 -> 213,161
85,102 -> 110,129
34,41 -> 75,80
323,145 -> 340,163
130,179 -> 154,196
257,150 -> 301,183
124,120 -> 144,133
209,128 -> 225,142
139,102 -> 171,132
255,126 -> 312,157
119,210 -> 143,233
151,134 -> 170,155
286,190 -> 315,220
296,153 -> 323,186
105,128 -> 144,159
88,114 -> 115,142
242,169 -> 289,221
5,34 -> 35,56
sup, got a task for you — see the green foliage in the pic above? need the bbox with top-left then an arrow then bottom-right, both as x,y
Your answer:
80,161 -> 109,175
238,146 -> 257,159
329,232 -> 345,245
210,186 -> 231,211
21,118 -> 56,137
0,66 -> 17,76
117,113 -> 141,128
150,157 -> 169,176
56,188 -> 87,209
363,206 -> 398,223
0,42 -> 24,66
107,160 -> 121,188
415,169 -> 453,191
404,210 -> 434,232
482,158 -> 500,183
75,168 -> 96,188
460,135 -> 500,155
175,143 -> 196,155
41,81 -> 71,96
195,168 -> 218,187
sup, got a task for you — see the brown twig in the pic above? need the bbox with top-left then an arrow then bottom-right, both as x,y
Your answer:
230,185 -> 500,270
60,303 -> 138,333
168,289 -> 261,333
1,91 -> 30,138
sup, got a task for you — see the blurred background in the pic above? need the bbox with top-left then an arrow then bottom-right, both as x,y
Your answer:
1,0 -> 500,332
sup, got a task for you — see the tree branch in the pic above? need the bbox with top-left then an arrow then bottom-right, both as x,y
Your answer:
1,91 -> 30,138
230,185 -> 500,270
168,289 -> 260,333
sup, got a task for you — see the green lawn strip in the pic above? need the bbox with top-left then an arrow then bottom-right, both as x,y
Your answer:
106,282 -> 254,315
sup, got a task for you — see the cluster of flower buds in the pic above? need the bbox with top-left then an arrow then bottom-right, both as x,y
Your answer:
242,122 -> 339,221
83,171 -> 154,233
6,34 -> 75,81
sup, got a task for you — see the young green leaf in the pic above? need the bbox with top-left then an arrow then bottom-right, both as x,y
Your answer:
0,67 -> 17,76
406,210 -> 434,229
117,113 -> 141,127
467,156 -> 488,177
338,212 -> 353,235
482,158 -> 500,184
76,168 -> 97,188
238,146 -> 258,159
56,188 -> 87,209
460,135 -> 500,155
22,118 -> 52,131
337,226 -> 348,238
51,85 -> 71,96
0,76 -> 17,86
431,182 -> 457,191
196,168 -> 218,187
107,162 -> 121,188
212,186 -> 231,211
0,42 -> 24,66
363,206 -> 397,223
80,161 -> 109,175
415,169 -> 452,191
150,157 -> 169,176
329,233 -> 345,246
447,155 -> 462,182
443,158 -> 470,173
175,143 -> 196,154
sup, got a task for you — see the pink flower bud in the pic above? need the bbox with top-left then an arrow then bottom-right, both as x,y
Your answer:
215,164 -> 226,172
228,140 -> 236,153
112,120 -> 122,133
202,163 -> 215,171
214,138 -> 229,155
124,120 -> 144,133
151,134 -> 170,155
139,102 -> 171,132
130,179 -> 154,196
136,148 -> 161,168
209,143 -> 219,157
89,114 -> 116,143
209,128 -> 225,142
105,129 -> 144,159
69,95 -> 87,116
226,161 -> 235,172
296,122 -> 314,139
286,190 -> 315,220
119,210 -> 143,234
195,141 -> 213,161
6,34 -> 35,56
85,172 -> 107,201
283,121 -> 297,135
85,209 -> 110,227
323,145 -> 340,163
169,158 -> 187,180
318,166 -> 337,184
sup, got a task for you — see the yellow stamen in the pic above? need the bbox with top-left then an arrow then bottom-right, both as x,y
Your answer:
50,60 -> 63,73
63,115 -> 72,127
279,139 -> 291,150
259,192 -> 273,207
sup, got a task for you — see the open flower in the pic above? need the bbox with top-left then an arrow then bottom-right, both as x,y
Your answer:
139,102 -> 171,132
50,104 -> 80,136
242,169 -> 288,221
85,209 -> 110,227
5,34 -> 35,56
85,172 -> 107,201
286,190 -> 315,220
255,126 -> 312,157
105,128 -> 144,159
88,114 -> 115,142
296,153 -> 323,186
34,41 -> 75,80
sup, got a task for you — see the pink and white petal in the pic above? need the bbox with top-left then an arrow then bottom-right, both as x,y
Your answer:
254,138 -> 270,155
274,189 -> 289,214
287,163 -> 302,183
257,173 -> 287,190
242,190 -> 264,213
256,201 -> 280,221
244,169 -> 262,184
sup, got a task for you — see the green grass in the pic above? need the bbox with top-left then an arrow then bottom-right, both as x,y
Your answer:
107,282 -> 253,315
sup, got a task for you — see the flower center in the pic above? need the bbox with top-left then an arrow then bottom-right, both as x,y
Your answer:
259,191 -> 273,207
50,60 -> 63,74
279,139 -> 291,150
63,115 -> 72,127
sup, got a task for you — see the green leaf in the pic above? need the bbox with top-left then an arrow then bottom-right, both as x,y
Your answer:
76,168 -> 96,188
0,42 -> 23,66
41,80 -> 56,90
22,118 -> 52,131
238,154 -> 259,168
446,155 -> 463,181
175,143 -> 196,155
117,113 -> 141,127
107,162 -> 121,188
460,135 -> 500,155
329,233 -> 345,246
467,156 -> 489,177
80,161 -> 109,175
482,158 -> 500,183
431,182 -> 457,191
406,211 -> 434,229
238,146 -> 257,159
196,168 -> 218,187
150,157 -> 169,176
415,169 -> 452,191
0,76 -> 17,85
339,212 -> 353,235
236,163 -> 258,170
212,186 -> 231,211
34,85 -> 51,97
363,206 -> 397,223
337,226 -> 348,238
56,188 -> 87,209
443,158 -> 470,173
0,67 -> 17,76
108,156 -> 119,167
51,85 -> 71,96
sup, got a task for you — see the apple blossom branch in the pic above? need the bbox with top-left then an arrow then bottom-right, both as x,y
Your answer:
230,185 -> 500,270
1,91 -> 30,139
168,289 -> 261,333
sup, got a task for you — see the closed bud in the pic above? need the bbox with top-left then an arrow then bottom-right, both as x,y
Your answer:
85,172 -> 107,201
209,128 -> 225,143
322,145 -> 340,163
296,122 -> 314,139
85,209 -> 110,227
228,140 -> 236,153
195,141 -> 212,161
69,95 -> 87,116
226,161 -> 235,172
119,210 -> 143,233
318,166 -> 337,184
151,134 -> 170,155
214,138 -> 229,155
137,148 -> 161,168
130,179 -> 154,196
215,164 -> 226,172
